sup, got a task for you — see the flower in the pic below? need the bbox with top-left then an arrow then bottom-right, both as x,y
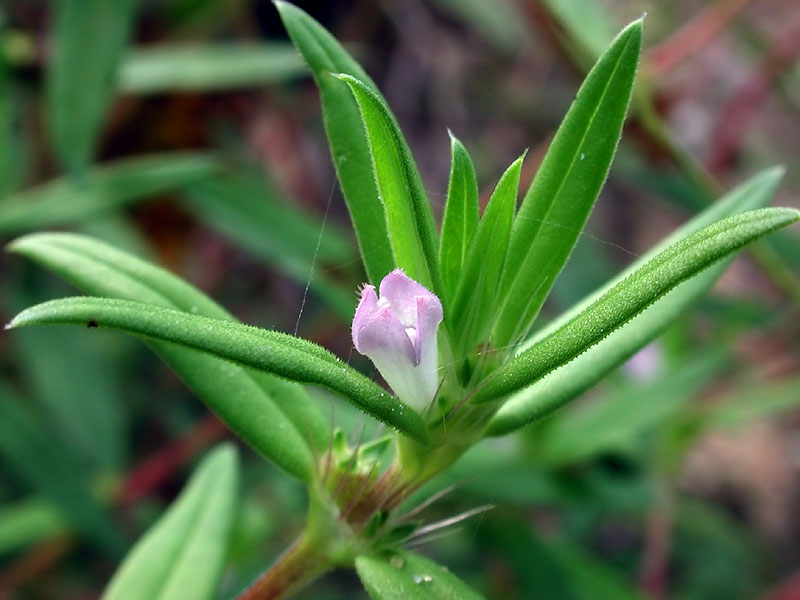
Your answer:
352,269 -> 443,412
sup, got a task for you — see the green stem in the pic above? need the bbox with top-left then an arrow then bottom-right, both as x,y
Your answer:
238,532 -> 332,600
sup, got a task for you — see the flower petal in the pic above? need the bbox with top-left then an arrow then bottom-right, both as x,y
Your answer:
378,268 -> 434,327
355,306 -> 433,409
352,284 -> 378,352
414,294 -> 443,403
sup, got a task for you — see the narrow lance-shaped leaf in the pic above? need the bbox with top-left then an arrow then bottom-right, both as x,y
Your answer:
182,173 -> 355,320
439,134 -> 479,306
473,207 -> 800,404
118,43 -> 306,93
102,445 -> 239,600
492,19 -> 643,349
0,153 -> 220,235
48,0 -> 136,176
355,550 -> 483,600
0,384 -> 125,555
9,232 -> 328,481
275,1 -> 395,284
450,153 -> 525,355
336,74 -> 442,296
486,168 -> 785,434
7,297 -> 430,444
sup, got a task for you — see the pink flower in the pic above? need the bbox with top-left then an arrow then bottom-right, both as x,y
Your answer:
352,269 -> 443,412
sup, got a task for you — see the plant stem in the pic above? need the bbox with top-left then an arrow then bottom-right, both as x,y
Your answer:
237,531 -> 332,600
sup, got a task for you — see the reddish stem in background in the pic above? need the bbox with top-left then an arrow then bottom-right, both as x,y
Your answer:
706,15 -> 800,174
647,0 -> 753,77
116,413 -> 228,508
0,413 -> 228,593
638,478 -> 674,599
0,536 -> 72,596
758,571 -> 800,600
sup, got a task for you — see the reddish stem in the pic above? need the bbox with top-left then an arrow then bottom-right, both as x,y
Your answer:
647,0 -> 753,77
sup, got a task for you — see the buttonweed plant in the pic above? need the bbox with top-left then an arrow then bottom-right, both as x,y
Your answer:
4,3 -> 799,599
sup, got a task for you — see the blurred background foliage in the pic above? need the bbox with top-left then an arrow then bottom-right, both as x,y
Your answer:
0,0 -> 799,598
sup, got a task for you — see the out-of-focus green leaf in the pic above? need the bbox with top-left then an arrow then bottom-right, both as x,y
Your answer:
336,74 -> 441,295
8,296 -> 430,444
118,43 -> 306,93
0,153 -> 219,234
0,62 -> 27,198
0,385 -> 125,554
47,0 -> 136,175
703,376 -> 800,430
182,173 -> 354,319
430,0 -> 525,53
475,207 -> 800,405
102,445 -> 239,600
14,326 -> 126,471
482,521 -> 646,600
0,498 -> 67,556
276,1 -> 395,285
539,0 -> 619,63
487,168 -> 785,435
537,351 -> 722,466
9,232 -> 328,481
450,154 -> 523,354
356,550 -> 483,600
439,134 -> 479,307
492,20 -> 642,348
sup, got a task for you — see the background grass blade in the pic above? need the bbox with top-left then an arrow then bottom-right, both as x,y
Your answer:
474,207 -> 800,404
118,44 -> 306,93
102,445 -> 239,600
7,296 -> 429,444
355,550 -> 483,600
336,74 -> 442,295
47,0 -> 136,176
0,153 -> 219,235
487,168 -> 785,434
276,1 -> 395,284
439,134 -> 479,309
182,173 -> 355,320
0,384 -> 125,555
9,233 -> 327,481
492,20 -> 643,348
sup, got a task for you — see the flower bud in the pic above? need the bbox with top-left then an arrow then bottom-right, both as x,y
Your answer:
352,269 -> 443,411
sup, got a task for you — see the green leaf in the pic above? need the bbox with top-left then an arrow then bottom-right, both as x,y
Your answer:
355,550 -> 483,600
47,0 -> 136,175
9,232 -> 327,481
335,74 -> 442,295
492,20 -> 643,349
118,43 -> 306,93
0,64 -> 28,198
0,385 -> 125,555
0,153 -> 219,235
536,351 -> 721,466
14,326 -> 127,471
7,296 -> 430,444
487,168 -> 785,434
439,134 -> 479,307
276,1 -> 395,284
539,0 -> 619,62
182,173 -> 355,320
703,375 -> 800,430
102,445 -> 239,600
474,207 -> 800,405
430,0 -> 525,54
450,153 -> 524,355
0,498 -> 67,556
